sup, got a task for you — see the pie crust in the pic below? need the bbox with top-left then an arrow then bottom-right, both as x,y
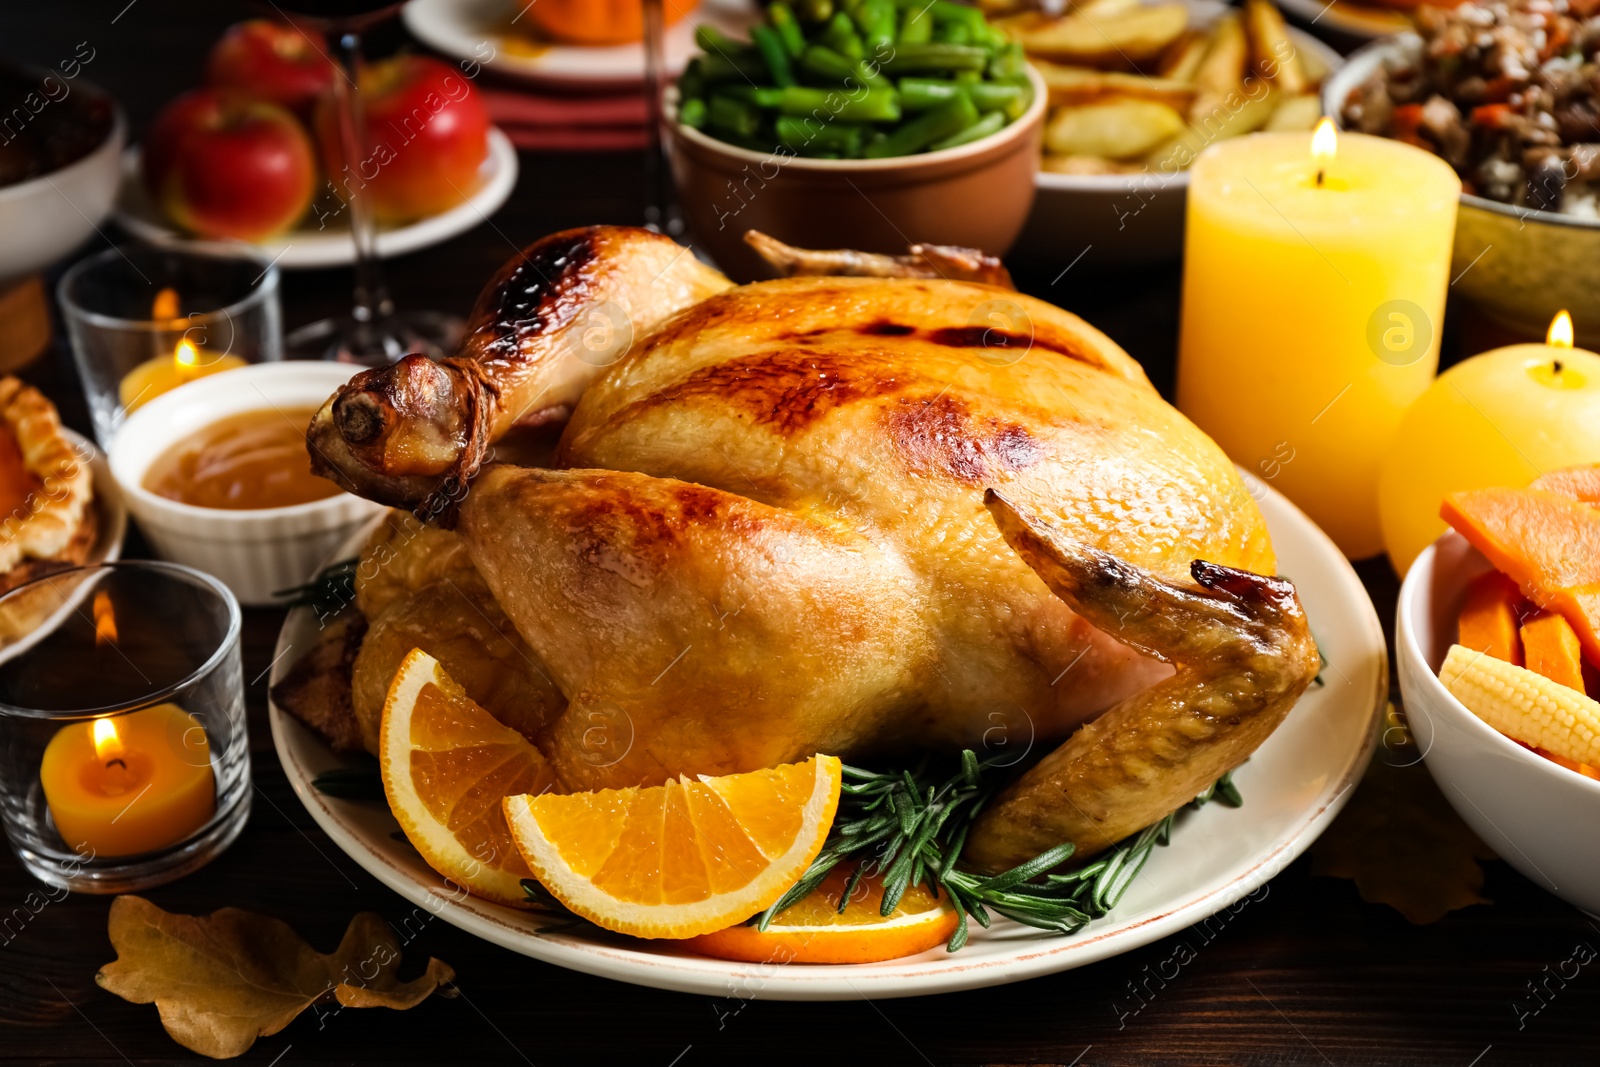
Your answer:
0,376 -> 93,580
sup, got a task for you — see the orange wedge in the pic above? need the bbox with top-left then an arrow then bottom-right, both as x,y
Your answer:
503,755 -> 841,939
380,648 -> 559,907
687,865 -> 960,964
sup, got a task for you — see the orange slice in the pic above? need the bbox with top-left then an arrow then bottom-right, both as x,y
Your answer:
380,648 -> 559,907
503,755 -> 841,939
687,866 -> 960,964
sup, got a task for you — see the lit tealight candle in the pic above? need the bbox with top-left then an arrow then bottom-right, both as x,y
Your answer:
39,591 -> 216,857
1177,118 -> 1462,559
117,289 -> 248,414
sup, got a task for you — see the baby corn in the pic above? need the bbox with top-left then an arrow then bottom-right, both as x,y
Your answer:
1440,643 -> 1600,767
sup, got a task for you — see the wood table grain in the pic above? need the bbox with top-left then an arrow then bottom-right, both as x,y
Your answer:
1,3 -> 1596,1064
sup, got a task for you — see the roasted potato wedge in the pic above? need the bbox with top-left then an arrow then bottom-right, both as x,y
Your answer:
1189,13 -> 1247,120
1017,4 -> 1189,66
1046,99 -> 1187,159
1075,0 -> 1144,18
1263,93 -> 1322,131
1245,0 -> 1308,95
1035,59 -> 1197,109
1158,30 -> 1210,82
1151,81 -> 1279,169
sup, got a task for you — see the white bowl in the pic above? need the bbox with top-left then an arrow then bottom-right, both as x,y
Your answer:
108,362 -> 384,606
0,88 -> 125,284
1398,530 -> 1600,916
1010,6 -> 1344,267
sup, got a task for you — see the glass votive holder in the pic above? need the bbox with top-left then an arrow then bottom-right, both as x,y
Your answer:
57,242 -> 282,447
0,561 -> 251,893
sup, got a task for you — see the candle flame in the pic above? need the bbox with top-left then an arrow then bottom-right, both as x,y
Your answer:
151,288 -> 180,321
1548,310 -> 1574,349
174,339 -> 200,370
92,589 -> 118,646
1311,118 -> 1337,165
92,717 -> 124,763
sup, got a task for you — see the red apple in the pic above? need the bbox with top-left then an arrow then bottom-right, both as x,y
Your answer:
205,20 -> 335,117
315,55 -> 490,224
143,88 -> 316,241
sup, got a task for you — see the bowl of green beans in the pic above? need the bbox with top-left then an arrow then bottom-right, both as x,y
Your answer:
664,0 -> 1046,280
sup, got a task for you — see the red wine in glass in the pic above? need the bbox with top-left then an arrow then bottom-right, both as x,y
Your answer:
267,0 -> 461,364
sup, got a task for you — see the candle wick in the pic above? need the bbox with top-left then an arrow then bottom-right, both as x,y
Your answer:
105,758 -> 126,770
1553,359 -> 1564,375
1315,168 -> 1325,188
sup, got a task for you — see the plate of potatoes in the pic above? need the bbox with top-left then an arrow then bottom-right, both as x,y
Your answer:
999,0 -> 1344,265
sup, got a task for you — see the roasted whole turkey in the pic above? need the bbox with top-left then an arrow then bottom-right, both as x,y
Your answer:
304,226 -> 1319,874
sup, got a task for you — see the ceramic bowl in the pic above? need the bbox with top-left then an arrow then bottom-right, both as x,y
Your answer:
108,362 -> 384,607
1397,530 -> 1600,916
664,65 -> 1047,281
0,74 -> 125,285
1008,8 -> 1343,269
1324,36 -> 1600,349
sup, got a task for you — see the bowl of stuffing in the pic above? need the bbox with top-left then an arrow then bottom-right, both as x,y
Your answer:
1326,0 -> 1600,347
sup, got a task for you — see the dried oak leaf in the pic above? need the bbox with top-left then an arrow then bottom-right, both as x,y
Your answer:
1311,738 -> 1498,925
96,895 -> 455,1060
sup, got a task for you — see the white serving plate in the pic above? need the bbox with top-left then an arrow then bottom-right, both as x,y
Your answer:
112,127 -> 517,270
1012,5 -> 1344,268
269,476 -> 1384,1000
402,0 -> 758,89
1276,0 -> 1411,43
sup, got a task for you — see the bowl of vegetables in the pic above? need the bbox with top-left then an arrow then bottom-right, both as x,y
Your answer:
1397,469 -> 1600,917
665,0 -> 1046,280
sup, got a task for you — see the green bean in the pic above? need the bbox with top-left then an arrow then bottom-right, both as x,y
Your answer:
878,43 -> 989,74
797,0 -> 834,21
854,0 -> 896,56
776,115 -> 866,155
801,44 -> 889,89
696,25 -> 749,56
863,93 -> 977,157
988,41 -> 1027,80
927,108 -> 1004,151
898,78 -> 962,110
753,85 -> 902,123
678,58 -> 706,101
679,96 -> 708,130
751,25 -> 797,87
934,19 -> 971,45
708,94 -> 761,138
699,50 -> 766,81
899,2 -> 933,43
768,2 -> 808,57
822,11 -> 865,59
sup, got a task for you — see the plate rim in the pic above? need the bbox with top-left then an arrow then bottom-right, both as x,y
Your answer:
111,127 -> 519,270
268,477 -> 1385,1000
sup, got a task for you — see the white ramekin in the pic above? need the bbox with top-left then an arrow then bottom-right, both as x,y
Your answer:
1398,530 -> 1600,916
109,361 -> 384,606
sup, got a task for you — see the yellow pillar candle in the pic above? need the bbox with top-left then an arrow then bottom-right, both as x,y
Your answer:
40,704 -> 215,857
1176,121 -> 1461,559
118,340 -> 247,414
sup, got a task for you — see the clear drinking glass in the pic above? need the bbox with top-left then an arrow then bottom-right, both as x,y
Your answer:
274,1 -> 463,364
0,562 -> 250,893
57,243 -> 282,447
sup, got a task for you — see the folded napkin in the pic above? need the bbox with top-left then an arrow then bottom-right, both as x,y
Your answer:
481,88 -> 650,152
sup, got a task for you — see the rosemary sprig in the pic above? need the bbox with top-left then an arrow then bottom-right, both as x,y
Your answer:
275,557 -> 359,615
757,751 -> 1241,952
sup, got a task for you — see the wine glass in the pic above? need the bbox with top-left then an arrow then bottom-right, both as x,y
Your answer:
640,0 -> 682,236
269,0 -> 461,364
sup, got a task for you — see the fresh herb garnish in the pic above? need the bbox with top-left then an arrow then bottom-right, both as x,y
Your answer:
275,557 -> 358,615
756,751 -> 1241,952
311,766 -> 384,800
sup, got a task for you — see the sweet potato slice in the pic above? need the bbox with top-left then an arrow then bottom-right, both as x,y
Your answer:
1521,611 -> 1586,692
1458,570 -> 1524,665
1441,487 -> 1600,665
1532,464 -> 1600,507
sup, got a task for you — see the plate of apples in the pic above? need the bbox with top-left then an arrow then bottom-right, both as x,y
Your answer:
114,20 -> 517,269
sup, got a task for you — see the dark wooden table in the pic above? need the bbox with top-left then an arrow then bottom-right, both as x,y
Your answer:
3,4 -> 1597,1065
